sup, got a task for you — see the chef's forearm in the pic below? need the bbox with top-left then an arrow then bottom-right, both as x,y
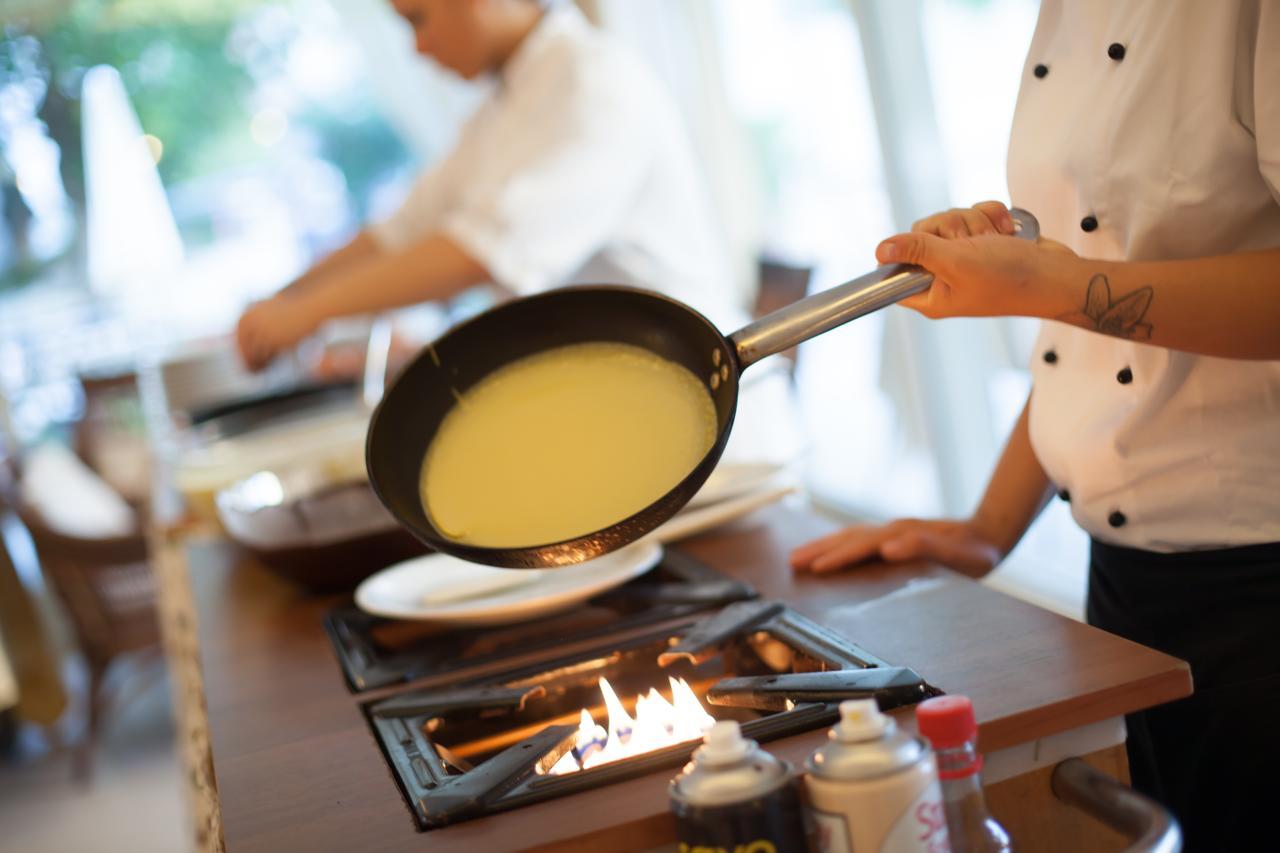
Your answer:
1042,248 -> 1280,360
279,231 -> 382,298
292,232 -> 491,324
969,397 -> 1055,558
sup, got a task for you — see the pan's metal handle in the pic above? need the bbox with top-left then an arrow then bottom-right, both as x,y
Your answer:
1051,758 -> 1182,853
729,207 -> 1040,369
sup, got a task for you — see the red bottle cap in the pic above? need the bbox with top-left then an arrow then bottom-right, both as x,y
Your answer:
916,694 -> 978,750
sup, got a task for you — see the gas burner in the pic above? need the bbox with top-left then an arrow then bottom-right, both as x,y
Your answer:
364,599 -> 941,830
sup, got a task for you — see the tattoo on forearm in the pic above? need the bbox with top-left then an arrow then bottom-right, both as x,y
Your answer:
1058,273 -> 1153,340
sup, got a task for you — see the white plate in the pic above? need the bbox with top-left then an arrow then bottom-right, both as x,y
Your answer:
648,483 -> 797,544
355,539 -> 663,625
685,462 -> 788,510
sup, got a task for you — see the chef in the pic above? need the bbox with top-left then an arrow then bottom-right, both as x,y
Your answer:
791,1 -> 1279,848
235,0 -> 746,355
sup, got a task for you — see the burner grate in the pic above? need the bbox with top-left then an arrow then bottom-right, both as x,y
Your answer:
366,603 -> 940,830
324,550 -> 755,691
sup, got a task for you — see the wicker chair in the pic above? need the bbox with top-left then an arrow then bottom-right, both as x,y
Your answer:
11,500 -> 161,781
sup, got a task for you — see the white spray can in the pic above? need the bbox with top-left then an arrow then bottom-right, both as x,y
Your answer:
804,699 -> 950,852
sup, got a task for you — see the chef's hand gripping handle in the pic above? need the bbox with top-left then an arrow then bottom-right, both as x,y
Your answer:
729,207 -> 1040,370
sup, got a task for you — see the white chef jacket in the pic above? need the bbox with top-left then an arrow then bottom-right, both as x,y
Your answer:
1008,0 -> 1280,551
369,3 -> 747,332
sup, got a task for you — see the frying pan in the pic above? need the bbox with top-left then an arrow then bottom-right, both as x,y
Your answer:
367,208 -> 1040,568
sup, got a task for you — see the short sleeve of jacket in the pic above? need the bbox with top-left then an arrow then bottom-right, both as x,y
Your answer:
1255,0 -> 1280,205
438,55 -> 653,295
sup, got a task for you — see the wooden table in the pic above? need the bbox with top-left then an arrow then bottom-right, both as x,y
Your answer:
187,505 -> 1190,852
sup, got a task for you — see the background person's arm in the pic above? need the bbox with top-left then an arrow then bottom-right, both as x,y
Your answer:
236,232 -> 490,371
289,231 -> 490,319
791,396 -> 1053,578
275,230 -> 383,298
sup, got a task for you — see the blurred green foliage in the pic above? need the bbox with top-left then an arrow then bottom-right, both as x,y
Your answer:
5,0 -> 262,192
0,0 -> 411,288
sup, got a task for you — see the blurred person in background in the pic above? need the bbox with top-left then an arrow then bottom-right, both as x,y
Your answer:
236,0 -> 742,363
791,2 -> 1279,848
237,0 -> 800,464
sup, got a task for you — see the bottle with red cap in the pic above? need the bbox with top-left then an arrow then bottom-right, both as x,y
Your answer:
916,695 -> 1013,852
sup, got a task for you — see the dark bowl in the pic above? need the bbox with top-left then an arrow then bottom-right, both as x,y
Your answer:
216,476 -> 429,593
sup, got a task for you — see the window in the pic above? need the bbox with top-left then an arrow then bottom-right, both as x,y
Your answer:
0,0 -> 429,439
707,0 -> 1087,615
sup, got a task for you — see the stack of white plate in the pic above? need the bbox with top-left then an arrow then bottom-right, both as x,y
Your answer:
649,461 -> 796,544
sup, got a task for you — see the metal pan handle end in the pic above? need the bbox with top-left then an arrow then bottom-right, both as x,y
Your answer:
729,207 -> 1040,370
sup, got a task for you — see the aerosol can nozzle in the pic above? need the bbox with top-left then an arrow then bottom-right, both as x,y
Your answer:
699,720 -> 752,765
835,698 -> 891,741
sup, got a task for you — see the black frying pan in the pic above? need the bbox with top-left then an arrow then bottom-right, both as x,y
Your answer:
367,209 -> 1040,568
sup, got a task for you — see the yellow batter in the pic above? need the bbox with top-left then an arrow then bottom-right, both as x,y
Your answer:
421,342 -> 717,548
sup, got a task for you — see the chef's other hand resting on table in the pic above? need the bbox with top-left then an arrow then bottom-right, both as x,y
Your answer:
791,200 -> 1280,578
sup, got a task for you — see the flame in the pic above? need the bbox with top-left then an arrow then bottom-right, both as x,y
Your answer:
546,676 -> 716,775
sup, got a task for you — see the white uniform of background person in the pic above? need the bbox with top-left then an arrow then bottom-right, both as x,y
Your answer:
372,4 -> 802,467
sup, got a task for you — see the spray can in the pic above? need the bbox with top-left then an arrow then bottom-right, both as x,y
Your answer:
804,699 -> 949,852
669,720 -> 810,852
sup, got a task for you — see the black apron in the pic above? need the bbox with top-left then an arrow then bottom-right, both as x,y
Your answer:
1087,538 -> 1280,852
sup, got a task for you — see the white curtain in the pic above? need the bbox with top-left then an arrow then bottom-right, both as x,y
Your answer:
580,0 -> 765,309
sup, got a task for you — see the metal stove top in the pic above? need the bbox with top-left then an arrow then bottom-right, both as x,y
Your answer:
323,550 -> 756,692
323,553 -> 940,831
